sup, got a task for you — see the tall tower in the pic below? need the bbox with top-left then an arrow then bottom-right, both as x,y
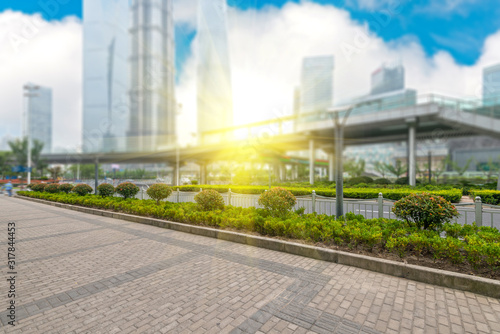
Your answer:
27,84 -> 52,154
82,0 -> 130,153
300,56 -> 334,114
129,0 -> 176,152
483,64 -> 500,107
370,63 -> 405,96
197,0 -> 233,141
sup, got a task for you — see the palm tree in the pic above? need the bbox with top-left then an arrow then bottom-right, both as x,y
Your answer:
374,161 -> 387,178
384,161 -> 407,178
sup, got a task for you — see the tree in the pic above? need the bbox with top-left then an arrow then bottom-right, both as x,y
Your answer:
344,159 -> 365,177
384,160 -> 407,178
448,156 -> 472,177
373,161 -> 387,178
477,157 -> 499,183
48,166 -> 62,180
0,151 -> 12,179
7,137 -> 44,173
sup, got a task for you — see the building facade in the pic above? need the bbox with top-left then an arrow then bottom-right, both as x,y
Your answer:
300,56 -> 334,114
197,0 -> 233,140
27,85 -> 52,154
483,64 -> 500,107
370,63 -> 405,96
82,0 -> 130,153
128,0 -> 176,152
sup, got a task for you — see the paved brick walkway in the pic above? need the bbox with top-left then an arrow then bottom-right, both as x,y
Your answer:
0,196 -> 499,334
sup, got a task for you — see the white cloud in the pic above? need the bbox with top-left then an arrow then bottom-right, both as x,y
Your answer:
0,10 -> 82,152
175,0 -> 500,142
173,0 -> 197,29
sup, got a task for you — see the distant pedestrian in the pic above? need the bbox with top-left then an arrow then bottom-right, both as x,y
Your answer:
1,182 -> 13,197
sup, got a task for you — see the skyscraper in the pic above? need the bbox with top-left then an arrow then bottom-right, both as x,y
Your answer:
483,64 -> 500,106
370,63 -> 405,96
128,0 -> 176,152
27,84 -> 52,153
82,0 -> 130,153
197,0 -> 233,140
300,56 -> 334,114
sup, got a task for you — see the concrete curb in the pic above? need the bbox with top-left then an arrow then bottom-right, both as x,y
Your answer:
17,195 -> 500,299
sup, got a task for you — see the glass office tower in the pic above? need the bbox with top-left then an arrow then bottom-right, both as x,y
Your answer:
82,0 -> 130,153
128,0 -> 176,152
300,56 -> 334,114
27,84 -> 52,154
370,64 -> 405,96
197,0 -> 233,140
483,64 -> 500,107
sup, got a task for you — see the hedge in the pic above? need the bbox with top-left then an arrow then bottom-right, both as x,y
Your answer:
469,190 -> 500,206
177,185 -> 463,203
17,191 -> 500,276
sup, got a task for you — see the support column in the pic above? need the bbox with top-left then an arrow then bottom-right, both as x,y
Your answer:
273,163 -> 280,183
408,120 -> 417,187
497,169 -> 500,191
94,160 -> 98,195
173,165 -> 179,186
280,165 -> 286,182
293,165 -> 299,180
328,153 -> 334,182
199,163 -> 207,185
309,139 -> 315,185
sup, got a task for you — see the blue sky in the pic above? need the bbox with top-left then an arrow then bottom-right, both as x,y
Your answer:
1,0 -> 499,67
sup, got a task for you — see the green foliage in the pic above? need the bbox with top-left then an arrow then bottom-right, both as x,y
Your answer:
469,190 -> 500,205
97,183 -> 115,198
115,182 -> 139,199
258,187 -> 297,217
31,183 -> 46,192
17,190 -> 500,276
27,183 -> 35,190
178,185 -> 462,203
385,161 -> 407,178
392,193 -> 459,230
44,184 -> 60,193
146,183 -> 173,205
395,177 -> 421,185
58,183 -> 74,194
374,178 -> 392,185
346,176 -> 374,185
194,189 -> 225,211
344,159 -> 366,177
72,184 -> 93,196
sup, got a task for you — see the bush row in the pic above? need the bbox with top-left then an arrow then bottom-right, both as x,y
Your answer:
177,185 -> 463,203
17,191 -> 500,275
469,190 -> 500,206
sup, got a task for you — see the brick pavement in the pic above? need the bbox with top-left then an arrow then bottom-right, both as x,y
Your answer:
0,196 -> 499,333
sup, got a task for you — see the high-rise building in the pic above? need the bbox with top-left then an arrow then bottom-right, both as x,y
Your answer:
483,64 -> 500,106
197,0 -> 233,140
27,84 -> 52,153
300,56 -> 334,114
128,0 -> 176,152
82,0 -> 130,153
370,63 -> 405,96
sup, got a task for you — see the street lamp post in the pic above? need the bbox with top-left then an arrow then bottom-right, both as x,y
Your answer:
23,84 -> 40,185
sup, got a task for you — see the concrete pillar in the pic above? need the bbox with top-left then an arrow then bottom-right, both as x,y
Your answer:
199,163 -> 207,185
273,163 -> 280,183
497,169 -> 500,191
280,165 -> 286,182
172,166 -> 178,186
94,160 -> 98,195
408,122 -> 417,186
293,165 -> 299,180
309,139 -> 315,185
328,153 -> 334,182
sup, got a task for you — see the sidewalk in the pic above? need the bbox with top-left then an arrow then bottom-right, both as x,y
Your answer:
0,196 -> 499,333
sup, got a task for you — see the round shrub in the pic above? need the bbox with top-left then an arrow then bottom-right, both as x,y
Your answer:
194,189 -> 225,211
58,183 -> 74,194
147,183 -> 173,205
97,183 -> 115,198
72,184 -> 93,196
374,178 -> 392,185
116,182 -> 139,199
45,184 -> 60,193
27,183 -> 35,190
395,177 -> 421,185
392,192 -> 459,231
346,176 -> 373,185
31,183 -> 46,192
258,187 -> 297,217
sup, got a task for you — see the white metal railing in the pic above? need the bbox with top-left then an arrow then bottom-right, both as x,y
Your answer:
133,188 -> 500,230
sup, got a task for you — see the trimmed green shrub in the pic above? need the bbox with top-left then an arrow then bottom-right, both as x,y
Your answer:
72,184 -> 93,196
116,182 -> 140,199
258,187 -> 297,217
147,183 -> 173,205
97,183 -> 115,198
194,189 -> 225,211
31,183 -> 46,192
45,184 -> 60,193
58,183 -> 74,194
392,193 -> 459,230
469,190 -> 500,205
374,178 -> 392,185
27,183 -> 35,190
346,176 -> 374,185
